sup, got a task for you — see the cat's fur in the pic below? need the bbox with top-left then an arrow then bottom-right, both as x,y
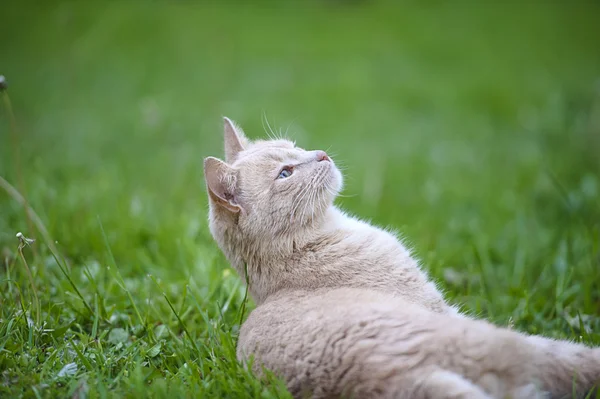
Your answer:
204,117 -> 600,398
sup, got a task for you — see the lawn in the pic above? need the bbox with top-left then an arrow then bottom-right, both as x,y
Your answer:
1,1 -> 599,397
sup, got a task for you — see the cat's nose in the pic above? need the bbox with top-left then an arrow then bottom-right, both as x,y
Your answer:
315,150 -> 330,162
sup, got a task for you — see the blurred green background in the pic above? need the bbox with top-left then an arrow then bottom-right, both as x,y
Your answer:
1,1 -> 599,397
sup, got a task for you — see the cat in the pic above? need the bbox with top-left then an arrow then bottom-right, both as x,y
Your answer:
204,117 -> 600,398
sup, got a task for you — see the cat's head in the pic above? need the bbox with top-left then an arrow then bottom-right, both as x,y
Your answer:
204,117 -> 343,243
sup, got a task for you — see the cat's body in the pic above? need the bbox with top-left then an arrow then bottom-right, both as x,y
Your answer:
240,288 -> 600,399
204,117 -> 600,398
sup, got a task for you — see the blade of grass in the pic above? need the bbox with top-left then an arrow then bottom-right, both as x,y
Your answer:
238,263 -> 250,328
92,293 -> 100,340
69,337 -> 94,372
98,216 -> 154,342
48,250 -> 95,317
148,274 -> 200,356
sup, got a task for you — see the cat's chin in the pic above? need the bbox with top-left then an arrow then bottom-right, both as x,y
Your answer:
326,163 -> 344,198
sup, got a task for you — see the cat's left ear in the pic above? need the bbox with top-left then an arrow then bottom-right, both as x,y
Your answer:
204,156 -> 242,214
223,117 -> 248,163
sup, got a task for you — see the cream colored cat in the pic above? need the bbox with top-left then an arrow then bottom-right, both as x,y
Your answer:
204,117 -> 600,398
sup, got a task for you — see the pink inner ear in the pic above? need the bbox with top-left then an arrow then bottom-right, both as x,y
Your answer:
204,157 -> 241,214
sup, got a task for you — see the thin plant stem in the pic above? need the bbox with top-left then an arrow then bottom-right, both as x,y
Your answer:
238,263 -> 250,328
148,274 -> 201,356
2,89 -> 38,258
17,241 -> 40,326
0,175 -> 60,257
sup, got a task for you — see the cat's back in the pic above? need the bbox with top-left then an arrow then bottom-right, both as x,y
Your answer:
237,288 -> 422,397
237,288 -> 532,399
238,288 -> 462,365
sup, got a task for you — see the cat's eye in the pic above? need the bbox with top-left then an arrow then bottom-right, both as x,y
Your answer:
277,167 -> 293,179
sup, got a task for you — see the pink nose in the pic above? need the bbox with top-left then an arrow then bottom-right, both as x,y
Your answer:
316,150 -> 330,162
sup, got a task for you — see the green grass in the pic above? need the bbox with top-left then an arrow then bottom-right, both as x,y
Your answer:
1,1 -> 599,397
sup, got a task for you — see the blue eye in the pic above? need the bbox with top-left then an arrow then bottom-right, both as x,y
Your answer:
278,167 -> 293,179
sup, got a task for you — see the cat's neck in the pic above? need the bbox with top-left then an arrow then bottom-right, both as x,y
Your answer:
221,206 -> 372,301
241,206 -> 345,264
214,205 -> 347,275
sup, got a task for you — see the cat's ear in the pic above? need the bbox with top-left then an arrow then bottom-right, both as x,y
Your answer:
223,116 -> 248,163
204,156 -> 242,213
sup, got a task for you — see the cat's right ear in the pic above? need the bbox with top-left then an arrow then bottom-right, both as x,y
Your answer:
204,156 -> 242,214
223,116 -> 248,163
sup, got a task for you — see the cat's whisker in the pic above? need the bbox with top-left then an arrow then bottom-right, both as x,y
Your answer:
264,114 -> 278,140
325,149 -> 342,159
309,191 -> 315,222
297,196 -> 307,224
299,186 -> 313,224
276,127 -> 290,141
290,193 -> 307,223
284,123 -> 292,140
333,192 -> 356,199
331,160 -> 348,170
297,172 -> 325,224
261,111 -> 277,141
316,191 -> 326,218
324,185 -> 350,198
300,184 -> 318,224
309,180 -> 324,222
293,181 -> 313,213
312,196 -> 320,222
309,191 -> 318,223
284,117 -> 299,140
290,182 -> 313,222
